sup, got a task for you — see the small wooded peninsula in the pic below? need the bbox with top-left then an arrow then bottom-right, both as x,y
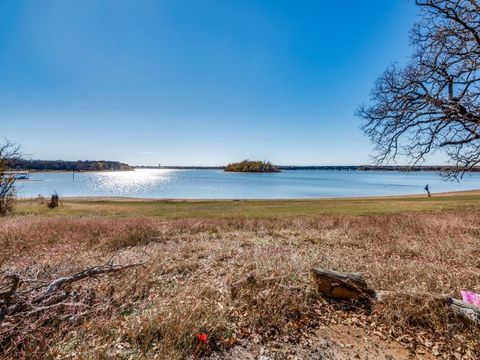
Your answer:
224,160 -> 280,173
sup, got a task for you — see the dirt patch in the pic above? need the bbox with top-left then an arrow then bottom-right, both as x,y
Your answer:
215,324 -> 436,359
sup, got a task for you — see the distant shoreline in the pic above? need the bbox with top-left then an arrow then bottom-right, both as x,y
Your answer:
11,160 -> 133,172
26,169 -> 134,173
18,165 -> 480,173
136,165 -> 480,172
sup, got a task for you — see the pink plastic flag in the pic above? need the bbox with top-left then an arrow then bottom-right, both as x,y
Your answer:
460,290 -> 480,307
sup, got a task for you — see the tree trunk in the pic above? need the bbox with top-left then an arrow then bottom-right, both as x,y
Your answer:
309,268 -> 371,300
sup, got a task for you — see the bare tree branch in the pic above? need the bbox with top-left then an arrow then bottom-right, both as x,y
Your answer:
0,260 -> 145,356
359,0 -> 480,178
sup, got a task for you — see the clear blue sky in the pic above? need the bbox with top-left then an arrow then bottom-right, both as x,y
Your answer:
0,0 -> 421,166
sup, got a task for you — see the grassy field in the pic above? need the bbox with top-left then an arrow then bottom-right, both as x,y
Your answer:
1,193 -> 479,359
16,190 -> 480,218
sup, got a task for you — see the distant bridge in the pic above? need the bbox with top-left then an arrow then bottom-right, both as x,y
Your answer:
138,165 -> 473,172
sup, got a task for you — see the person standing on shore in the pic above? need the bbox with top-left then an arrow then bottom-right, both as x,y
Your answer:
425,184 -> 431,197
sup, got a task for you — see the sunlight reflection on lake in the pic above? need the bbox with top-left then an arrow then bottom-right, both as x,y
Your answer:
15,169 -> 480,199
87,169 -> 174,194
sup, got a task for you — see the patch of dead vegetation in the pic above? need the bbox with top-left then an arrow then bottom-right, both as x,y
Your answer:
0,211 -> 479,358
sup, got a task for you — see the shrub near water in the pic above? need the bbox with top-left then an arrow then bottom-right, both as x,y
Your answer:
0,192 -> 15,216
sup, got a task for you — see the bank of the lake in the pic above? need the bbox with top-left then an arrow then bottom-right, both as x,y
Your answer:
15,190 -> 480,217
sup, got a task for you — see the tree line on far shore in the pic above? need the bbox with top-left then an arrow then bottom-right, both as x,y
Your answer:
11,159 -> 133,172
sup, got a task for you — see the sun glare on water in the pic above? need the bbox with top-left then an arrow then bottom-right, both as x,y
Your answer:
88,169 -> 174,195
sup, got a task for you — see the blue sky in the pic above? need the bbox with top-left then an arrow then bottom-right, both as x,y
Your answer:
0,1 -> 420,166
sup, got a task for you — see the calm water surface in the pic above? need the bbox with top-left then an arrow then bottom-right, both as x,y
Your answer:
15,169 -> 480,199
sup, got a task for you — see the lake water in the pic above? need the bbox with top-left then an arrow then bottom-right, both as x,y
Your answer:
14,169 -> 480,199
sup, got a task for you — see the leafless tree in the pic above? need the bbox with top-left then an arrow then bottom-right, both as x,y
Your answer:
357,0 -> 480,177
0,141 -> 21,215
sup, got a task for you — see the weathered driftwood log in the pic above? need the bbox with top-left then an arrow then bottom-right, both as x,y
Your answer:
1,261 -> 145,320
0,260 -> 146,358
447,297 -> 480,325
309,268 -> 371,300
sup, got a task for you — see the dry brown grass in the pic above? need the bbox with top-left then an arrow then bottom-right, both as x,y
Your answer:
1,211 -> 479,358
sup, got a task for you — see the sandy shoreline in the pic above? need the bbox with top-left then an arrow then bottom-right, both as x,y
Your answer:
18,189 -> 480,202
